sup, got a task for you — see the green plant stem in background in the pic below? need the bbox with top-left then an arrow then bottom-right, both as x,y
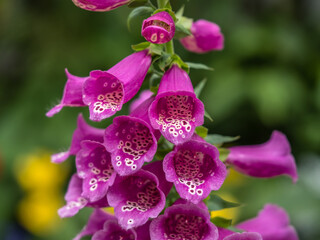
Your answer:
157,0 -> 166,8
166,40 -> 174,55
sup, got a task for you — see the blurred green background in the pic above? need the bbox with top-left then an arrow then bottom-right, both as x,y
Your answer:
0,0 -> 319,239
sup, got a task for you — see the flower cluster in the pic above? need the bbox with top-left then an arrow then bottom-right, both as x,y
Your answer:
47,0 -> 300,239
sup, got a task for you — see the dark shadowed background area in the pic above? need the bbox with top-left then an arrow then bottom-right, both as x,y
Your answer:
0,0 -> 319,239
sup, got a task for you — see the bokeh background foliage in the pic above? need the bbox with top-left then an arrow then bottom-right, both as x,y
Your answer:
0,0 -> 319,239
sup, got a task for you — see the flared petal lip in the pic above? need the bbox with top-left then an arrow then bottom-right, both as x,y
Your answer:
104,115 -> 158,175
107,170 -> 166,229
150,203 -> 218,240
72,0 -> 130,12
149,90 -> 205,130
83,70 -> 125,122
163,140 -> 227,204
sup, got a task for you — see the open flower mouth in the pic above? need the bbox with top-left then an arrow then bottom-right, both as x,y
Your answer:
143,20 -> 171,32
164,214 -> 208,240
121,177 -> 161,213
174,149 -> 215,197
93,78 -> 124,114
156,95 -> 196,139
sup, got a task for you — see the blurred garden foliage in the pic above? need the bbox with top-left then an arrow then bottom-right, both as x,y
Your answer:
0,0 -> 319,239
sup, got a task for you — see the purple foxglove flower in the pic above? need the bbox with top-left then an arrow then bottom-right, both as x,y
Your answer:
51,114 -> 104,164
73,208 -> 114,240
92,219 -> 137,240
149,65 -> 205,144
106,169 -> 166,229
142,11 -> 175,44
218,228 -> 262,240
129,90 -> 153,114
163,139 -> 227,204
142,160 -> 173,196
58,174 -> 108,218
104,97 -> 158,176
236,204 -> 299,240
180,19 -> 224,54
150,202 -> 219,240
83,50 -> 152,121
46,69 -> 87,117
223,232 -> 262,240
135,220 -> 151,240
72,0 -> 129,12
226,131 -> 298,182
76,140 -> 116,202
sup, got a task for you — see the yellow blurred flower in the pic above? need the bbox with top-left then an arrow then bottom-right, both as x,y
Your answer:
17,191 -> 63,235
14,150 -> 69,235
15,150 -> 69,191
211,193 -> 240,222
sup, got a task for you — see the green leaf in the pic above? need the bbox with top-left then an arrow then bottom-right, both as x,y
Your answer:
204,109 -> 214,122
206,194 -> 241,211
218,148 -> 230,162
175,5 -> 185,20
194,78 -> 207,97
157,52 -> 171,71
127,0 -> 148,8
170,54 -> 189,73
131,41 -> 150,51
205,134 -> 240,146
195,126 -> 208,138
127,6 -> 153,31
211,217 -> 233,228
174,23 -> 192,39
150,44 -> 163,56
186,62 -> 214,71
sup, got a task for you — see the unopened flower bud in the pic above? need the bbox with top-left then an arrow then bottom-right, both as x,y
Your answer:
141,11 -> 175,44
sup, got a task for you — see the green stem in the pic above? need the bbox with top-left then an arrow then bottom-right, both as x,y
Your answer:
165,40 -> 174,55
157,0 -> 166,8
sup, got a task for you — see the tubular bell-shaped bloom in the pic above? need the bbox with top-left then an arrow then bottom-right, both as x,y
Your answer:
180,20 -> 224,54
106,169 -> 166,229
150,202 -> 219,240
46,69 -> 87,117
58,174 -> 108,218
163,138 -> 227,204
73,208 -> 114,240
143,160 -> 173,196
149,65 -> 204,144
142,11 -> 175,44
104,97 -> 158,176
83,50 -> 152,121
236,204 -> 299,240
92,220 -> 137,240
76,141 -> 116,202
51,114 -> 104,164
223,232 -> 262,240
72,0 -> 130,12
226,131 -> 298,182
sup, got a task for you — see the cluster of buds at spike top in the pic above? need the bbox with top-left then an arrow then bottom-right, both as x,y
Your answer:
72,0 -> 130,12
48,2 -> 300,240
